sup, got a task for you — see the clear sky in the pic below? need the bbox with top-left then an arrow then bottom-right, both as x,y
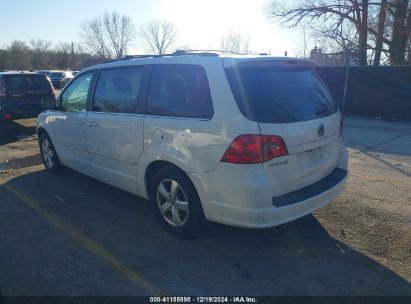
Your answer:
0,0 -> 299,56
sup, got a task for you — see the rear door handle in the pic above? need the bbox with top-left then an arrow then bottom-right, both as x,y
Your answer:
87,121 -> 98,127
74,119 -> 84,126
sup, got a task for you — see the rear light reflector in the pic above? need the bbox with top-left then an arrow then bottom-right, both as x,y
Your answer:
221,134 -> 288,164
4,114 -> 12,119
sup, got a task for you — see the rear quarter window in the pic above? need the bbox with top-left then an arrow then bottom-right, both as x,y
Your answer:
147,64 -> 214,119
225,64 -> 338,123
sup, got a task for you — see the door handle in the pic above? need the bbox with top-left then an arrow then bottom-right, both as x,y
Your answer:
87,121 -> 98,127
74,119 -> 84,126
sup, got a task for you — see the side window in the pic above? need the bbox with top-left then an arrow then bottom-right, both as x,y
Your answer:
147,64 -> 214,119
93,67 -> 145,114
61,73 -> 92,112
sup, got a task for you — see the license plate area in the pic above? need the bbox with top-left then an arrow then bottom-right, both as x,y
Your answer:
304,147 -> 324,164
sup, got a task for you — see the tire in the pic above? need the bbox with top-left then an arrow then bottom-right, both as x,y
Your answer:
39,132 -> 62,173
150,166 -> 204,238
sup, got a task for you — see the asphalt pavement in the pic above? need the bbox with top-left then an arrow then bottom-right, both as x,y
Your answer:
0,117 -> 410,296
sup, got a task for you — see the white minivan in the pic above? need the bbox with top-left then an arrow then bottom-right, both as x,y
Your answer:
37,51 -> 348,237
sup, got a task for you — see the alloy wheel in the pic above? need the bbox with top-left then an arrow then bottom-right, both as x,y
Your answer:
42,138 -> 54,169
156,179 -> 189,227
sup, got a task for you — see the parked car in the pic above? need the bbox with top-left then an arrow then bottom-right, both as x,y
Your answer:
0,72 -> 55,121
37,51 -> 348,237
37,70 -> 51,76
48,70 -> 74,89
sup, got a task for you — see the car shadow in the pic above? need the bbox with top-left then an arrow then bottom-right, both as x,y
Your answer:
0,120 -> 36,146
0,153 -> 42,172
1,169 -> 411,296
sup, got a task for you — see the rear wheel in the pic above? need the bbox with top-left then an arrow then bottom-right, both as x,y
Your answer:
39,133 -> 62,173
150,166 -> 204,238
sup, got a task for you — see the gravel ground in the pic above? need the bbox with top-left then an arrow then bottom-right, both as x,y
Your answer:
0,116 -> 410,296
318,117 -> 411,282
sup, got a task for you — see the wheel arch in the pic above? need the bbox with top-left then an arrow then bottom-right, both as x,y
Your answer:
36,126 -> 48,142
144,160 -> 198,202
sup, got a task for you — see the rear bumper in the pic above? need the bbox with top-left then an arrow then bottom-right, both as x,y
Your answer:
272,168 -> 347,207
189,145 -> 348,229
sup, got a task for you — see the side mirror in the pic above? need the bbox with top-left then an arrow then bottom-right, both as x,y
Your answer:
42,96 -> 57,110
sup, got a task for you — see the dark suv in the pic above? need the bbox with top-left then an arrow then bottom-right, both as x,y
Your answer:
0,72 -> 55,120
48,71 -> 74,89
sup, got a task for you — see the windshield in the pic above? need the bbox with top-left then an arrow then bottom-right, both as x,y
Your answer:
225,65 -> 338,123
49,72 -> 63,77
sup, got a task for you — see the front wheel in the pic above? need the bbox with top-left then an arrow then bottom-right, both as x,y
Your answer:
39,133 -> 62,173
150,167 -> 204,238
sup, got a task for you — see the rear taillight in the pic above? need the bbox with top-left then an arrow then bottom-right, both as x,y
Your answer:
262,135 -> 288,160
339,117 -> 344,138
221,134 -> 288,164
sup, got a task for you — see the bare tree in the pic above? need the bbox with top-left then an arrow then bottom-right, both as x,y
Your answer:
0,49 -> 7,70
293,25 -> 313,58
265,0 -> 370,65
266,0 -> 411,65
56,42 -> 72,54
30,39 -> 52,53
219,31 -> 250,54
80,11 -> 136,58
408,35 -> 411,63
7,40 -> 31,70
103,11 -> 136,58
372,0 -> 388,65
30,39 -> 53,69
80,17 -> 111,58
389,0 -> 411,65
139,20 -> 178,55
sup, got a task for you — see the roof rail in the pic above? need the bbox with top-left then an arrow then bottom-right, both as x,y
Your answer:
173,49 -> 245,56
105,54 -> 166,63
106,49 -> 245,63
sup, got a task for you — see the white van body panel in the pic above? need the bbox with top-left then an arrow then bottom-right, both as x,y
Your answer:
37,54 -> 348,229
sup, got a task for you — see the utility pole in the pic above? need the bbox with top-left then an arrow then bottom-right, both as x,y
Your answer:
341,48 -> 351,115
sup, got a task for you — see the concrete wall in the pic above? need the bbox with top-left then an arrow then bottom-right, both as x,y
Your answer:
316,67 -> 411,121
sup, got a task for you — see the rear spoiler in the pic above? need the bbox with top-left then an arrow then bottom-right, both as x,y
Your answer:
223,58 -> 317,69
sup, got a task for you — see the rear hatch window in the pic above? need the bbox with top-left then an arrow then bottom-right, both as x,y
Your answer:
5,74 -> 51,97
6,74 -> 50,90
224,61 -> 338,123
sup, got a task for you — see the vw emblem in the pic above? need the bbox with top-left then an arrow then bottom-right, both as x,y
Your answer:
317,124 -> 325,137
